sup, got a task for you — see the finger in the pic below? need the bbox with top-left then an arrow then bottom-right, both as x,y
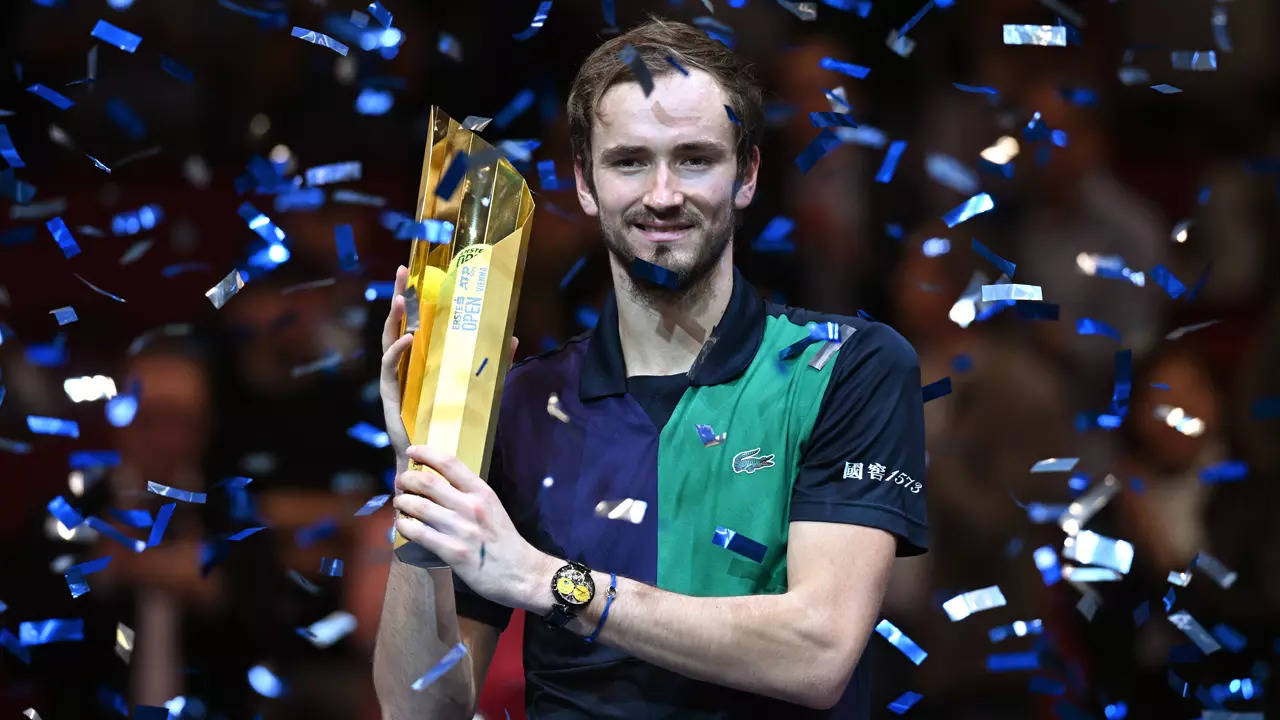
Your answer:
393,494 -> 469,537
394,515 -> 464,560
381,332 -> 415,380
406,445 -> 488,494
381,266 -> 408,352
396,467 -> 470,511
509,335 -> 519,364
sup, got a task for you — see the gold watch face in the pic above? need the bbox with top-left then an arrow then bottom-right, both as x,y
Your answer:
553,565 -> 593,606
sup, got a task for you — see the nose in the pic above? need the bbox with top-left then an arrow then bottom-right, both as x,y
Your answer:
642,162 -> 684,213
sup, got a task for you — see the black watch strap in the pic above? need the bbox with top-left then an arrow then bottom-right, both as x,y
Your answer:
543,560 -> 594,629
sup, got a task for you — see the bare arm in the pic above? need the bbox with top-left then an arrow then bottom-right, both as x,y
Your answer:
372,561 -> 500,719
542,522 -> 896,710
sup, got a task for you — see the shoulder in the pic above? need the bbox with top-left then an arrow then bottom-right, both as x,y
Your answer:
764,300 -> 918,374
506,330 -> 592,386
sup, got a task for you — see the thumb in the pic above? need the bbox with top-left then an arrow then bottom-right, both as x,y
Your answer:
509,335 -> 520,364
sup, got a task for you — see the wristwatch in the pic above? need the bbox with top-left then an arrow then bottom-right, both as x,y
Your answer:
543,560 -> 595,629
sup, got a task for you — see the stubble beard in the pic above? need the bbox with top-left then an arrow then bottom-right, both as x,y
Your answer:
600,209 -> 735,311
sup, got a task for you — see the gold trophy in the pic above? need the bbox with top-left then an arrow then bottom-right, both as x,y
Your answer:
394,107 -> 533,567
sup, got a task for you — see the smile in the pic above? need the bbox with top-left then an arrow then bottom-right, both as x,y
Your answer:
632,223 -> 694,242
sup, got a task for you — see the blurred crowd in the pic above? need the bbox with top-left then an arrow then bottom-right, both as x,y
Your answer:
2,0 -> 1278,718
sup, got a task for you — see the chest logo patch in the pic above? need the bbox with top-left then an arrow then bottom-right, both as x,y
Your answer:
732,447 -> 776,475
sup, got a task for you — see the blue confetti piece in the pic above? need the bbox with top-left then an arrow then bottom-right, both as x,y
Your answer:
922,377 -> 951,403
297,517 -> 337,548
27,415 -> 80,438
560,255 -> 588,290
712,526 -> 767,563
356,87 -> 394,115
1133,600 -> 1150,627
354,493 -> 391,516
512,0 -> 552,40
875,619 -> 928,665
69,450 -> 121,469
724,105 -> 741,126
108,508 -> 152,528
305,161 -> 361,186
1162,587 -> 1176,613
942,192 -> 995,227
160,55 -> 194,84
147,502 -> 176,547
91,19 -> 142,53
147,481 -> 207,504
45,216 -> 81,258
238,202 -> 287,244
0,124 -> 25,168
48,495 -> 85,529
1151,83 -> 1182,94
64,556 -> 112,598
888,691 -> 923,714
1200,460 -> 1247,484
0,169 -> 35,202
229,526 -> 266,541
1104,701 -> 1128,720
27,83 -> 74,110
536,159 -> 564,190
368,1 -> 392,27
1050,129 -> 1069,148
248,665 -> 287,698
1,628 -> 31,664
898,0 -> 935,35
794,129 -> 841,174
754,216 -> 795,253
953,82 -> 999,95
987,650 -> 1040,672
574,306 -> 599,329
1028,676 -> 1065,696
1033,545 -> 1060,585
970,238 -> 1015,277
50,306 -> 78,326
1149,382 -> 1170,391
921,237 -> 950,257
618,44 -> 654,97
394,219 -> 454,244
111,204 -> 163,236
819,56 -> 870,79
630,258 -> 679,289
1149,264 -> 1186,299
87,516 -> 146,552
19,618 -> 84,646
348,421 -> 389,448
1171,50 -> 1217,71
601,0 -> 616,26
494,88 -> 535,129
1211,623 -> 1247,652
809,111 -> 857,128
291,26 -> 349,56
364,281 -> 394,301
334,224 -> 358,271
1111,349 -> 1133,417
950,354 -> 972,373
1058,86 -> 1098,105
696,423 -> 726,447
1077,317 -> 1121,341
978,158 -> 1014,178
665,55 -> 690,76
435,151 -> 469,199
885,223 -> 904,239
275,187 -> 325,212
320,557 -> 344,576
412,642 -> 468,690
874,140 -> 908,183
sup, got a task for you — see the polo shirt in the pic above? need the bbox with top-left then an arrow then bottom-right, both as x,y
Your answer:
453,265 -> 929,719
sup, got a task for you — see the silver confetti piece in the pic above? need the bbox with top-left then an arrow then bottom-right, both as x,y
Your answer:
462,116 -> 493,132
1063,530 -> 1133,574
982,283 -> 1043,302
205,269 -> 245,309
402,285 -> 420,333
594,498 -> 648,524
1062,565 -> 1122,582
1168,610 -> 1222,654
1171,50 -> 1217,71
547,393 -> 570,423
114,622 -> 134,663
1192,551 -> 1238,589
942,585 -> 1007,621
1030,457 -> 1078,473
1002,24 -> 1067,47
809,324 -> 855,371
1058,474 -> 1120,536
1167,570 -> 1192,587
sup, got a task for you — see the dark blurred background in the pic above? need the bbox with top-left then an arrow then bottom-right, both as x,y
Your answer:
2,0 -> 1278,718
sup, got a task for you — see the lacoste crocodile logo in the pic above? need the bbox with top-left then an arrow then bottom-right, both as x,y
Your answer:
732,448 -> 776,475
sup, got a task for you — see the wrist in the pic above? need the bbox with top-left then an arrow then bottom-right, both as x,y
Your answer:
523,552 -> 561,616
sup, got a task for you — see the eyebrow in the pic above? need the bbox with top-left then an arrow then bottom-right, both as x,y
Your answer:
598,140 -> 731,162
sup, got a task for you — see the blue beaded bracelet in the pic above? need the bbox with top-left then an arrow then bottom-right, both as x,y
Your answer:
585,572 -> 617,643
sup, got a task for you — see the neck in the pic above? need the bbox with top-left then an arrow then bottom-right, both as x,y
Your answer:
609,247 -> 735,378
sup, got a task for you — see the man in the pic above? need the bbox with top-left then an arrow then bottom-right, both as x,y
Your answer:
373,18 -> 927,719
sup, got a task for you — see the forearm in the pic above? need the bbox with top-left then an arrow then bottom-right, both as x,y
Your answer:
531,558 -> 841,708
372,560 -> 474,720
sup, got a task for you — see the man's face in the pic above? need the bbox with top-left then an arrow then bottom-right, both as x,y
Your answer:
575,68 -> 758,294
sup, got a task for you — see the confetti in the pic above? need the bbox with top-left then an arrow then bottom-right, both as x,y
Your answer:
229,527 -> 266,541
48,495 -> 84,529
886,29 -> 916,58
1168,570 -> 1192,587
794,129 -> 841,174
435,151 -> 469,199
334,224 -> 358,271
64,556 -> 111,598
205,269 -> 245,309
298,611 -> 357,648
809,112 -> 857,128
512,1 -> 552,40
44,217 -> 80,258
0,124 -> 24,168
942,585 -> 1007,621
356,88 -> 394,115
1062,530 -> 1133,574
1062,566 -> 1121,582
1199,460 -> 1246,484
27,83 -> 74,110
942,192 -> 995,227
354,493 -> 391,516
981,283 -> 1041,302
922,377 -> 951,403
412,642 -> 468,690
874,140 -> 908,183
925,153 -> 978,194
305,161 -> 361,186
986,650 -> 1040,671
712,526 -> 768,563
630,258 -> 679,289
1002,25 -> 1067,47
161,55 -> 194,84
19,618 -> 84,646
1171,50 -> 1217,71
888,691 -> 923,714
1168,611 -> 1222,655
319,557 -> 344,577
49,306 -> 77,326
1076,317 -> 1120,341
1151,84 -> 1182,94
1191,551 -> 1237,589
819,56 -> 870,79
367,1 -> 392,27
1031,457 -> 1078,473
971,238 -> 1015,277
1029,677 -> 1065,696
248,665 -> 286,698
2,628 -> 31,663
1058,475 -> 1120,535
348,421 -> 390,448
291,26 -> 349,56
989,619 -> 1043,643
594,498 -> 649,524
1210,623 -> 1247,653
953,82 -> 999,95
147,481 -> 208,504
90,19 -> 141,53
27,415 -> 80,438
875,619 -> 928,665
618,45 -> 654,97
754,216 -> 796,253
238,202 -> 287,244
1165,318 -> 1220,340
147,503 -> 176,546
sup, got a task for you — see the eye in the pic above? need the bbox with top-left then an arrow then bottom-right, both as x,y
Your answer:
682,157 -> 710,168
611,158 -> 643,170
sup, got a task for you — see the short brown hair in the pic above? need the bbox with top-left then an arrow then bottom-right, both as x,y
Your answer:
566,18 -> 764,192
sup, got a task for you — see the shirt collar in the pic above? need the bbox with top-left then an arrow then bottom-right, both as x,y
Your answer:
579,265 -> 766,400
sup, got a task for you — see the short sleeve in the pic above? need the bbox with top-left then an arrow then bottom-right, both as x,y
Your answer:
452,430 -> 515,631
789,323 -> 929,556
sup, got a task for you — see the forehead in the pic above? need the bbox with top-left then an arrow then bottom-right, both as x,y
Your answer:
592,67 -> 735,151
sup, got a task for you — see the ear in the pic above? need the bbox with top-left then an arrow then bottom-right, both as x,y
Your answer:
573,159 -> 600,217
733,145 -> 761,209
